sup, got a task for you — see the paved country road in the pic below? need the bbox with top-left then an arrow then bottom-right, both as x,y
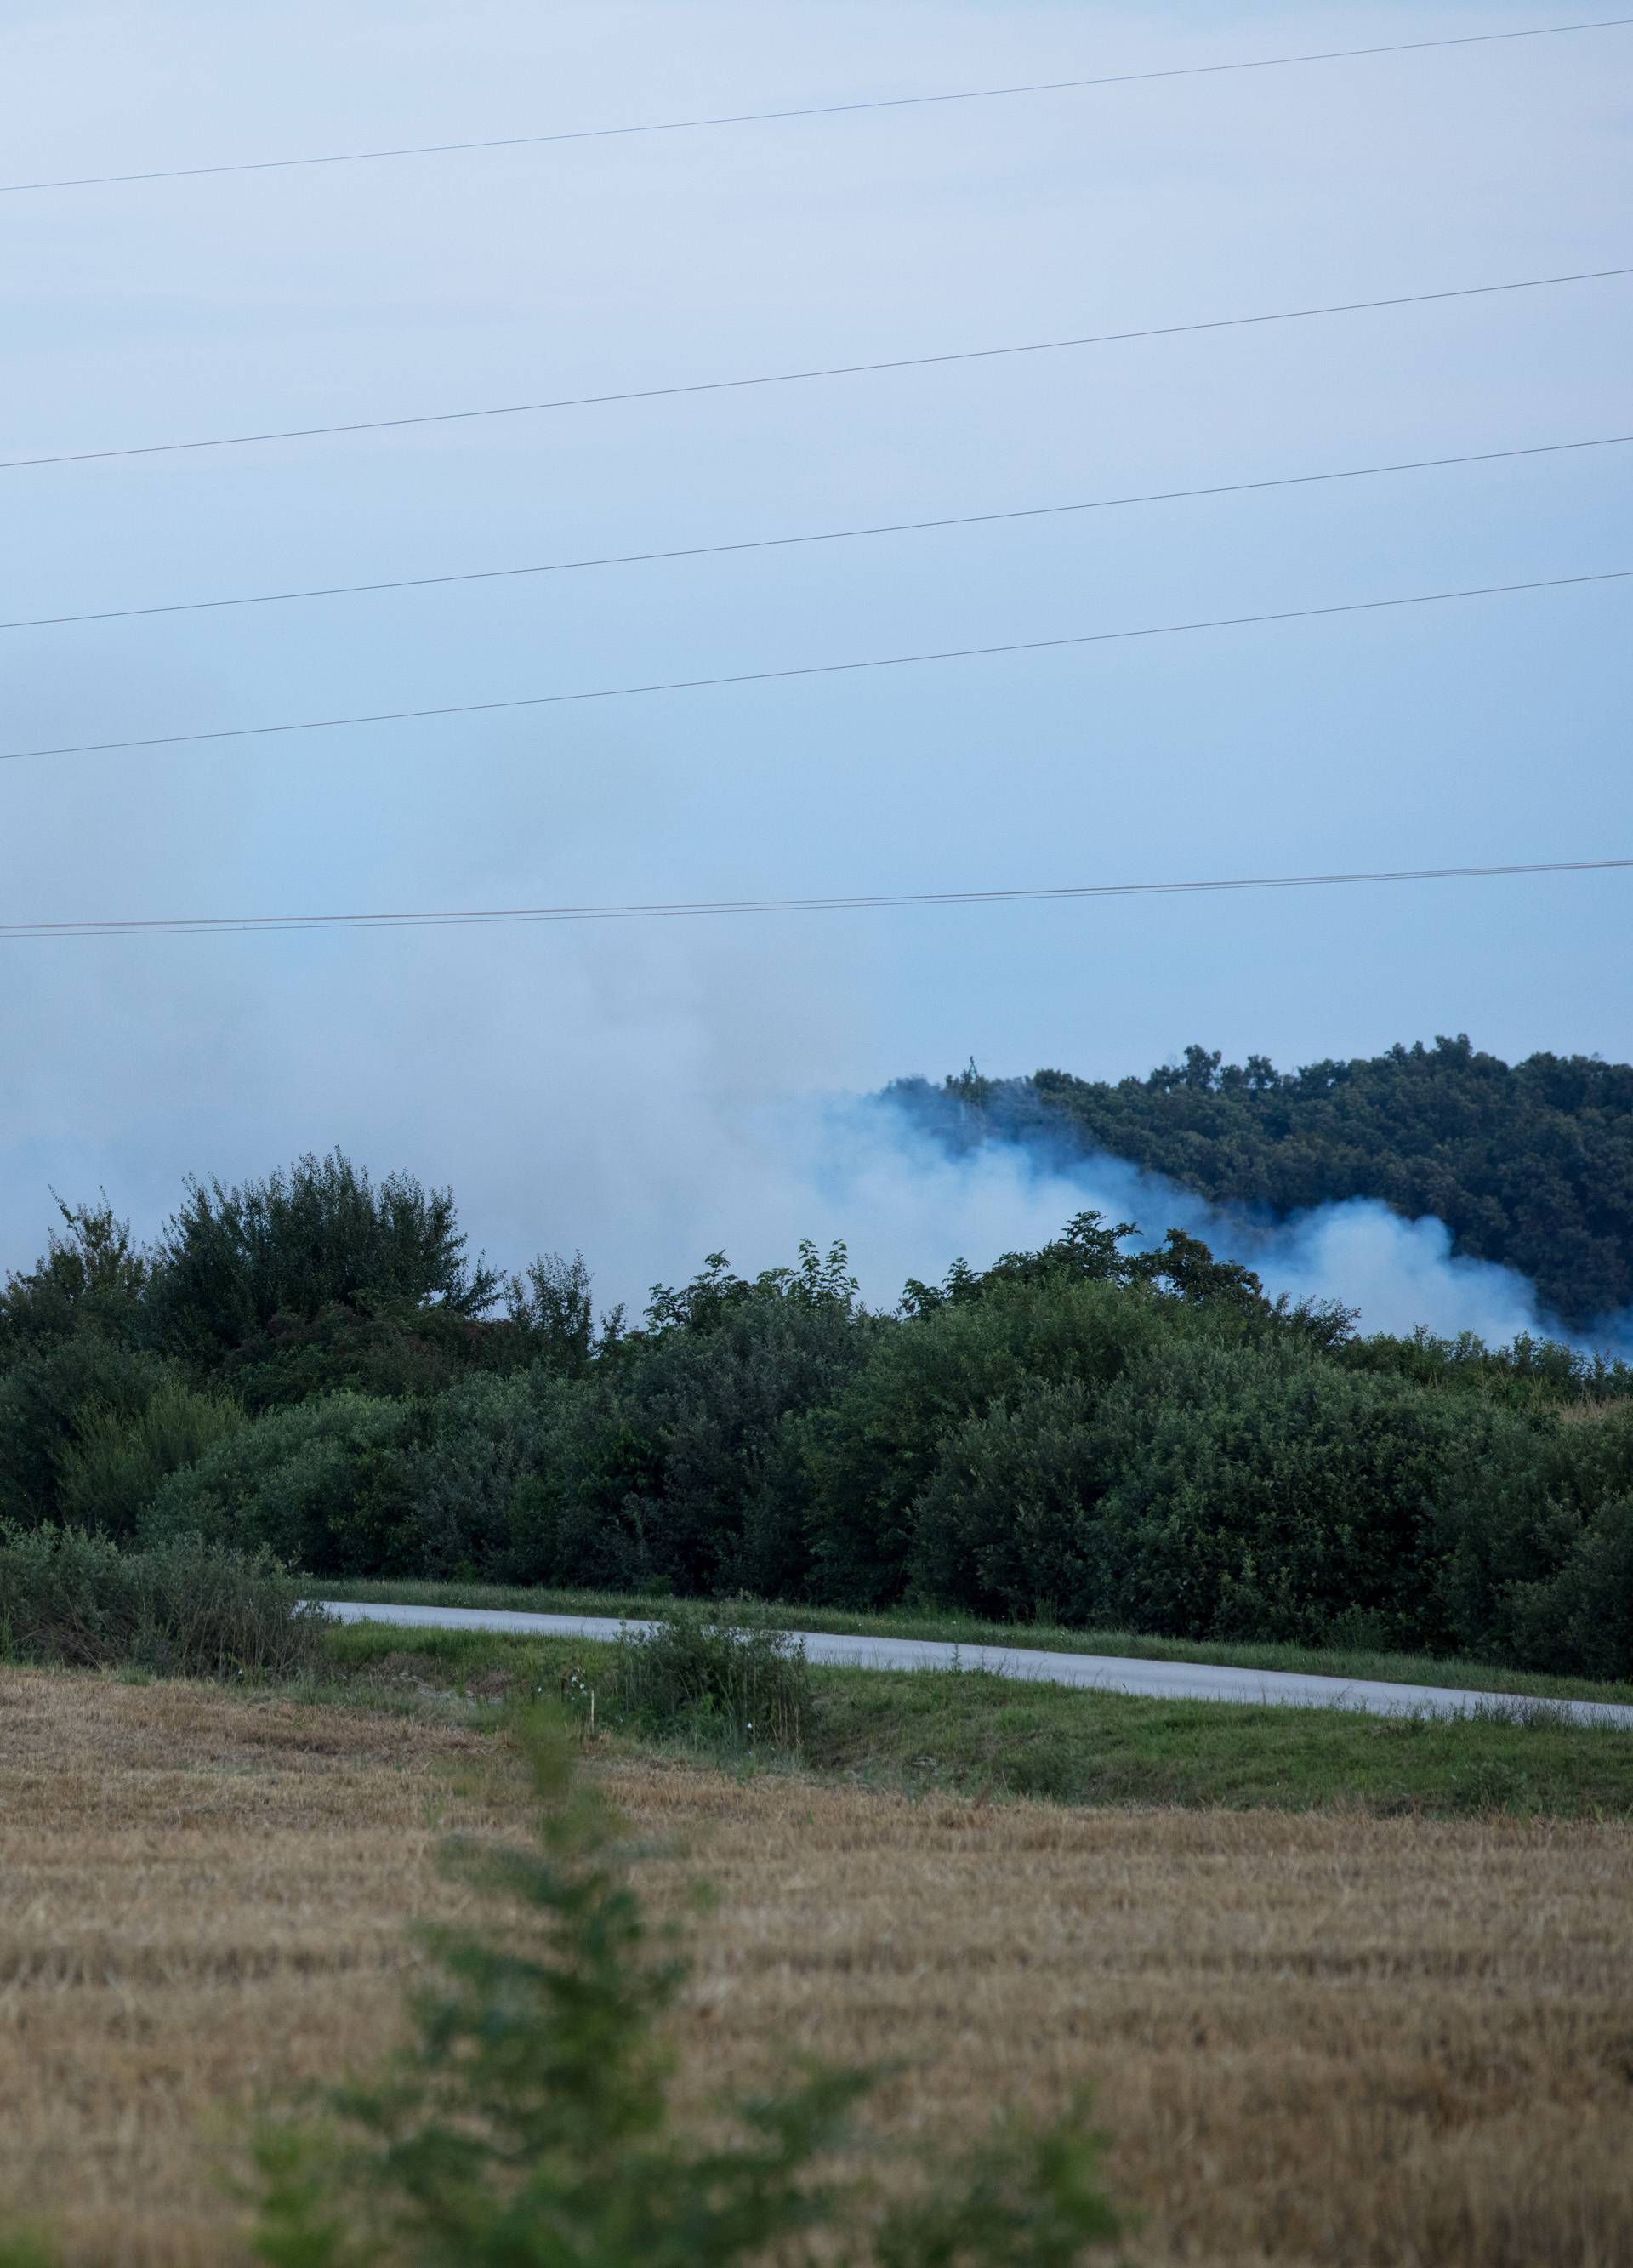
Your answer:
316,1600 -> 1633,1728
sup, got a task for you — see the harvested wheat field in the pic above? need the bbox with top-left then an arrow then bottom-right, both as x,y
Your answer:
2,1669 -> 1631,2267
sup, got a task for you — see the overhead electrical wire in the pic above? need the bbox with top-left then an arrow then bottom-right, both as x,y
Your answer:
7,567 -> 1628,767
6,431 -> 1628,635
4,15 -> 1629,194
5,859 -> 1628,943
6,266 -> 1627,474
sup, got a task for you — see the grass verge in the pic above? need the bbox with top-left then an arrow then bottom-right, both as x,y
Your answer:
313,1622 -> 1633,1819
315,1575 -> 1633,1707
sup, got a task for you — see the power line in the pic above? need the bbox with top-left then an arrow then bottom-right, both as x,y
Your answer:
6,266 -> 1627,474
5,858 -> 1628,943
5,16 -> 1629,195
7,431 -> 1627,635
8,567 -> 1627,766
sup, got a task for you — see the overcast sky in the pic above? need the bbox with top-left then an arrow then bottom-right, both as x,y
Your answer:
3,1 -> 1630,1307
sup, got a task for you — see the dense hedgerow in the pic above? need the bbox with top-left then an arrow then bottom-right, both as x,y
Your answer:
0,1523 -> 323,1678
3,1149 -> 1631,1680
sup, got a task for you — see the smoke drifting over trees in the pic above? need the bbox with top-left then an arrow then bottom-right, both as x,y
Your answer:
886,1036 -> 1633,1340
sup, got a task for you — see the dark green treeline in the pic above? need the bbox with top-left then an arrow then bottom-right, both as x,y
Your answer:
2,1146 -> 1630,1681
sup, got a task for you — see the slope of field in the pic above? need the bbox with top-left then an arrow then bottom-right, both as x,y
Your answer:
3,1671 -> 1631,2266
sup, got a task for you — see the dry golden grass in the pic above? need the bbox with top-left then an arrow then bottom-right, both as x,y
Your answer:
1556,1399 -> 1626,1426
2,1668 -> 1631,2267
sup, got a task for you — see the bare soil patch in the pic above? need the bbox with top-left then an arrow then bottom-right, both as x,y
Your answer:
2,1670 -> 1630,2265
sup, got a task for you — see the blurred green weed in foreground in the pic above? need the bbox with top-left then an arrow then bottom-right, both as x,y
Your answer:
250,1708 -> 1124,2267
0,2236 -> 55,2268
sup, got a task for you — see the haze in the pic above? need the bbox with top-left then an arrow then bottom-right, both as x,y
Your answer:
3,0 -> 1630,1316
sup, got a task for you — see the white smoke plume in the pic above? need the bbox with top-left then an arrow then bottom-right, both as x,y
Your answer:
641,1090 -> 1633,1359
3,938 -> 1625,1357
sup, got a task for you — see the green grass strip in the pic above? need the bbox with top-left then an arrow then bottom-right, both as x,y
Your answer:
311,1624 -> 1633,1821
317,1577 -> 1633,1708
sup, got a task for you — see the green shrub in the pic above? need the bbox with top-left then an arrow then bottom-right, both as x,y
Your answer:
908,1378 -> 1106,1621
250,1712 -> 1124,2268
504,1247 -> 600,1374
1079,1340 -> 1532,1648
485,1291 -> 879,1599
0,1336 -> 174,1523
0,1197 -> 147,1359
396,1367 -> 588,1579
0,1524 -> 322,1678
1549,1400 -> 1633,1502
142,1393 -> 418,1575
58,1378 -> 245,1541
219,1298 -> 504,1412
145,1149 -> 498,1369
502,1379 -> 657,1593
1501,1493 -> 1633,1680
6,1155 -> 1628,1684
1340,1325 -> 1633,1412
806,1279 -> 1163,1608
373,1365 -> 655,1593
602,1291 -> 881,1599
607,1610 -> 813,1754
1430,1406 -> 1633,1677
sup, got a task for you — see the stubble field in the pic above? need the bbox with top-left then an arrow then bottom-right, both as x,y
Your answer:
2,1668 -> 1630,2266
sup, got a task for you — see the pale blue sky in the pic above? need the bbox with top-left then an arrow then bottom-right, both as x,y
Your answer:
3,2 -> 1630,1306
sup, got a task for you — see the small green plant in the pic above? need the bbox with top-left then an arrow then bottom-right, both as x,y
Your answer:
0,2235 -> 55,2268
608,1609 -> 812,1753
251,1711 -> 1124,2266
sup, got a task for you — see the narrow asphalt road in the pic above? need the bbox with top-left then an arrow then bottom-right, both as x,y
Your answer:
316,1600 -> 1633,1727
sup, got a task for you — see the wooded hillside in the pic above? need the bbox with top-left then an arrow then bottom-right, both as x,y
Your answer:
888,1036 -> 1633,1329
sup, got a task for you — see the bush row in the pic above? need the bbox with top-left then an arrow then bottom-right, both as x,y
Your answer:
117,1276 -> 1630,1682
4,1159 -> 1630,1684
